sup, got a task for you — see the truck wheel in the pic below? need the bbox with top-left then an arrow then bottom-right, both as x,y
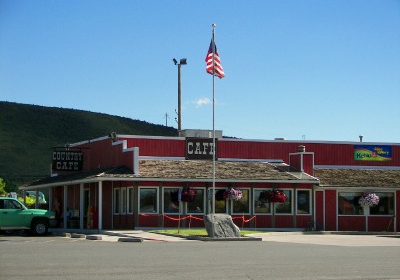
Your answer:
31,219 -> 49,236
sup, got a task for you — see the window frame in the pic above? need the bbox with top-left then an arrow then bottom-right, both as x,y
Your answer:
369,192 -> 395,216
253,188 -> 272,215
113,188 -> 121,215
162,187 -> 181,214
186,187 -> 206,215
231,188 -> 251,215
127,187 -> 134,214
138,187 -> 159,214
210,188 -> 228,214
337,192 -> 364,216
121,188 -> 127,214
296,189 -> 312,215
273,189 -> 293,215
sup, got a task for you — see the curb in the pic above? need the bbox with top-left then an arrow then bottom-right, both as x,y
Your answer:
86,235 -> 102,241
154,232 -> 262,241
187,236 -> 262,241
71,233 -> 86,238
118,237 -> 143,243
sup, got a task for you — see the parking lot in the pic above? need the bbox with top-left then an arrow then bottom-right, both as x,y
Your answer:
2,231 -> 400,280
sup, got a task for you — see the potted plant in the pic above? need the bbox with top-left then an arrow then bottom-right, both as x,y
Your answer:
358,193 -> 379,207
180,187 -> 197,203
223,187 -> 243,201
268,189 -> 287,203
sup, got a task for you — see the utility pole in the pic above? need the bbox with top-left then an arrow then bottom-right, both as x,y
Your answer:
165,113 -> 169,126
173,58 -> 187,133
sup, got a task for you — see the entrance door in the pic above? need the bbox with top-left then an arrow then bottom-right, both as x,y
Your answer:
84,189 -> 90,228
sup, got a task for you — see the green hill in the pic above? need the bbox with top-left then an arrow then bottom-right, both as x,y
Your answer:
0,101 -> 177,190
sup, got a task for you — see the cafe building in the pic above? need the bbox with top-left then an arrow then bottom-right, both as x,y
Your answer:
22,130 -> 400,232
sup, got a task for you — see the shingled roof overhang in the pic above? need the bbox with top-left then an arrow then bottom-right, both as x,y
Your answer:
22,160 -> 319,190
315,168 -> 400,189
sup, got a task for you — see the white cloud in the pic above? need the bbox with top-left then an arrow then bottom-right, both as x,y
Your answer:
194,97 -> 211,107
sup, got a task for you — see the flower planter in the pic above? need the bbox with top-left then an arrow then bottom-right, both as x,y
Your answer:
358,193 -> 379,207
223,187 -> 243,201
181,187 -> 197,203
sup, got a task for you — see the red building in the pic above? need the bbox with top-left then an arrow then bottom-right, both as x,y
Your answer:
23,130 -> 400,232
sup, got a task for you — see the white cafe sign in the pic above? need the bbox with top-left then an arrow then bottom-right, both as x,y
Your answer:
186,137 -> 217,160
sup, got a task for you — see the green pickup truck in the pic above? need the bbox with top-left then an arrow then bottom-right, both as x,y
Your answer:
0,197 -> 57,235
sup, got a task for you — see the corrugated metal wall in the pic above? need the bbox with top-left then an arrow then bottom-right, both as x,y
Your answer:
120,136 -> 400,167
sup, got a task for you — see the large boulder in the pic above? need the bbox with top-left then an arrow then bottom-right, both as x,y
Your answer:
204,214 -> 240,238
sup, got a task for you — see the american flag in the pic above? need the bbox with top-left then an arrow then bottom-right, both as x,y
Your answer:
205,40 -> 225,79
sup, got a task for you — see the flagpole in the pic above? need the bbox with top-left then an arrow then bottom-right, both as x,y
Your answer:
211,23 -> 216,215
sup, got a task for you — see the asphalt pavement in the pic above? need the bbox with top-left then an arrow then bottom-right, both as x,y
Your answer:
2,231 -> 400,280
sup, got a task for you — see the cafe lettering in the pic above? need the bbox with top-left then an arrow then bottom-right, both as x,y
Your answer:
52,151 -> 83,171
186,137 -> 217,160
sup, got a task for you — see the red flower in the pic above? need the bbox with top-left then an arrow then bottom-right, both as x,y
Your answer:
181,187 -> 197,203
268,190 -> 286,203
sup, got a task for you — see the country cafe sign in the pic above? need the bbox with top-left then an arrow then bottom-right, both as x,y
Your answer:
354,145 -> 392,161
52,149 -> 84,171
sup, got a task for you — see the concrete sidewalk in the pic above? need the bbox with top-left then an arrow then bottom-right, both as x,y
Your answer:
52,229 -> 400,245
99,230 -> 195,242
51,229 -> 195,242
247,231 -> 400,246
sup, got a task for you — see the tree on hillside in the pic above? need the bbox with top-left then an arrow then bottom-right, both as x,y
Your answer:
0,178 -> 7,196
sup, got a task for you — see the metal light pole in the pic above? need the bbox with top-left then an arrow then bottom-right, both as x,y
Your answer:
173,58 -> 187,132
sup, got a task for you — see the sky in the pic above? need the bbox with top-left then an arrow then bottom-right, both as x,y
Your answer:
1,0 -> 399,143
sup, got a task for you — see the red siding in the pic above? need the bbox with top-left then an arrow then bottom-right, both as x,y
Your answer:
113,214 -> 134,229
303,154 -> 314,175
275,216 -> 293,228
119,137 -> 400,167
102,182 -> 112,229
138,214 -> 159,228
289,154 -> 301,171
254,215 -> 273,228
368,216 -> 394,232
338,216 -> 365,231
67,185 -> 79,212
162,215 -> 181,228
125,138 -> 185,157
70,138 -> 136,172
325,190 -> 337,231
187,215 -> 205,228
296,215 -> 313,228
315,191 -> 324,230
397,190 -> 400,232
239,141 -> 400,167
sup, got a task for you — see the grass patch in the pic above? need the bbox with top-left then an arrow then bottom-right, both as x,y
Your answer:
152,228 -> 266,237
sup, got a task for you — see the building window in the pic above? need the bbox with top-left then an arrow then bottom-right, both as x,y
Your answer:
84,189 -> 90,216
128,187 -> 134,214
113,188 -> 120,214
121,188 -> 127,214
274,190 -> 292,214
114,187 -> 131,215
232,189 -> 250,214
139,188 -> 158,213
370,192 -> 394,215
163,188 -> 180,214
254,189 -> 271,214
187,188 -> 205,214
210,189 -> 228,213
296,190 -> 311,215
338,192 -> 364,215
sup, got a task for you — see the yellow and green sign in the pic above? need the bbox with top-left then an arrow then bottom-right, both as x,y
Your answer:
354,145 -> 392,161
